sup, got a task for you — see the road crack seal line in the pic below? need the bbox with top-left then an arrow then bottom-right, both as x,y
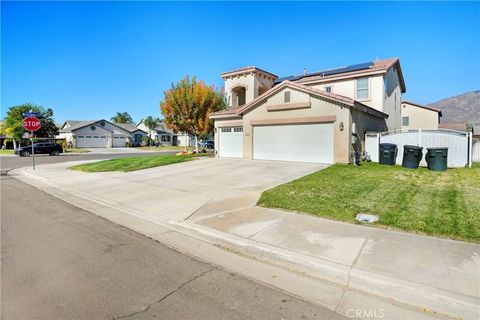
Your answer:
113,267 -> 215,320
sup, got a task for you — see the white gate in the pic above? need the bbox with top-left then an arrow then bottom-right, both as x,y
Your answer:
365,129 -> 472,168
473,141 -> 480,162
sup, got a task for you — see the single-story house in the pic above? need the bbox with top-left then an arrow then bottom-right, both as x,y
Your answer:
57,119 -> 147,148
136,119 -> 197,147
210,58 -> 406,164
401,101 -> 442,130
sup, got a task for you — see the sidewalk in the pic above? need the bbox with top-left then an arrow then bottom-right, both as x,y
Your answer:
11,160 -> 479,320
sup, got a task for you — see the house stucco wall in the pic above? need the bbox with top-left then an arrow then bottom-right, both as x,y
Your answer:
213,87 -> 388,164
401,102 -> 440,130
240,87 -> 352,164
382,67 -> 402,130
309,75 -> 383,111
98,121 -> 130,136
224,72 -> 275,107
350,108 -> 388,155
307,70 -> 401,131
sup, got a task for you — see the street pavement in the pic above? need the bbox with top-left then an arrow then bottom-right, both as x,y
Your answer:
1,154 -> 344,320
0,151 -> 176,173
13,157 -> 479,320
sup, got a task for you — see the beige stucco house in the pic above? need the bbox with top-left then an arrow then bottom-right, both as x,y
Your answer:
210,58 -> 406,164
401,101 -> 442,130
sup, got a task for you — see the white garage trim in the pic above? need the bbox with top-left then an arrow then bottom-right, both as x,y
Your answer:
219,127 -> 243,158
253,123 -> 334,164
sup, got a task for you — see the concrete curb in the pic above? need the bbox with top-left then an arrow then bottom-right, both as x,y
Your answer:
172,221 -> 479,320
11,167 -> 478,320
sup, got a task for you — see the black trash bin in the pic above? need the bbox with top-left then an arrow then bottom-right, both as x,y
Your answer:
402,145 -> 423,169
426,148 -> 448,171
379,143 -> 398,165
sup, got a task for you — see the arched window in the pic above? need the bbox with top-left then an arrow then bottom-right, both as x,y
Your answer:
231,86 -> 246,106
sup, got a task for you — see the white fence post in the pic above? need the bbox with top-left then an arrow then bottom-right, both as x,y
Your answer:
468,132 -> 473,168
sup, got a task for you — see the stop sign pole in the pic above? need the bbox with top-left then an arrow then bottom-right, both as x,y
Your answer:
22,117 -> 42,170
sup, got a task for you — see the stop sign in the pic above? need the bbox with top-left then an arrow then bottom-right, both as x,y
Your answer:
23,117 -> 42,131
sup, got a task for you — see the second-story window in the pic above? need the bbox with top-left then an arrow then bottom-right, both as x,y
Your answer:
325,86 -> 332,93
356,77 -> 369,100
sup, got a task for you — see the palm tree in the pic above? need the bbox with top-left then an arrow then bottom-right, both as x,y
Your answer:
143,116 -> 159,146
111,112 -> 133,124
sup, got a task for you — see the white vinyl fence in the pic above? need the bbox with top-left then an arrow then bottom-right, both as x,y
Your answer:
365,129 -> 473,168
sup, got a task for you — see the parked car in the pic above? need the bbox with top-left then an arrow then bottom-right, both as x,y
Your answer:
15,142 -> 63,157
205,140 -> 214,149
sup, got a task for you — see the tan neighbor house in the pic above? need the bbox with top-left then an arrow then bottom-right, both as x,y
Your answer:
210,58 -> 406,164
401,101 -> 442,130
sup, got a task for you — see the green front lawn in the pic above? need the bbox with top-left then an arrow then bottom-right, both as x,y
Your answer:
0,149 -> 14,155
257,163 -> 480,242
69,154 -> 208,172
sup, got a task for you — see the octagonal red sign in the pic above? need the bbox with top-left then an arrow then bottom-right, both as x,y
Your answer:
23,117 -> 42,131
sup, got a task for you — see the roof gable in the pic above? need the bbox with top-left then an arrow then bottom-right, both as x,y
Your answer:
211,81 -> 388,120
402,101 -> 442,116
244,81 -> 387,119
60,119 -> 143,134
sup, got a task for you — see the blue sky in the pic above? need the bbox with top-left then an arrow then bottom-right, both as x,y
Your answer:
2,1 -> 479,123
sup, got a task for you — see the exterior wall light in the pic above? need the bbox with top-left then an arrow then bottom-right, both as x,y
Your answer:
339,122 -> 344,131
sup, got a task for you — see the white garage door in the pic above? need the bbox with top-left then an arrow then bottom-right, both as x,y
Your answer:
113,136 -> 127,147
219,127 -> 243,158
253,123 -> 334,163
77,135 -> 109,148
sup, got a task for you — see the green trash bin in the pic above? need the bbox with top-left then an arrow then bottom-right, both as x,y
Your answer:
379,143 -> 397,165
426,148 -> 448,171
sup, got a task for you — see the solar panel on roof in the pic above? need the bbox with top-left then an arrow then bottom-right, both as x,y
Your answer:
274,61 -> 374,84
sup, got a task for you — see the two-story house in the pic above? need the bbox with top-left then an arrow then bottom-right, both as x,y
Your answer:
210,58 -> 406,164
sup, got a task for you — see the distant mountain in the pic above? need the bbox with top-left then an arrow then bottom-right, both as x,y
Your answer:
428,90 -> 480,124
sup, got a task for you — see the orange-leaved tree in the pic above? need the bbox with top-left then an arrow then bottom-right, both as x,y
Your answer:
160,76 -> 225,152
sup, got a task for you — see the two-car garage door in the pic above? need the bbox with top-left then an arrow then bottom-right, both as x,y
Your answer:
253,123 -> 334,164
218,123 -> 334,163
77,135 -> 109,148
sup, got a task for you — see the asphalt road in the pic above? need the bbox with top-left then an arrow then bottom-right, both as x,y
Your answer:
0,151 -> 176,172
1,154 -> 344,320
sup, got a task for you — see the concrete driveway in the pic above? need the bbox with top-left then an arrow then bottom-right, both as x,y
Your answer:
17,158 -> 328,223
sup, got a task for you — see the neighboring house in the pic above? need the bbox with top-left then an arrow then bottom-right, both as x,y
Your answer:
57,119 -> 147,148
210,58 -> 405,164
472,125 -> 480,141
401,101 -> 442,130
438,122 -> 469,131
136,119 -> 197,147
